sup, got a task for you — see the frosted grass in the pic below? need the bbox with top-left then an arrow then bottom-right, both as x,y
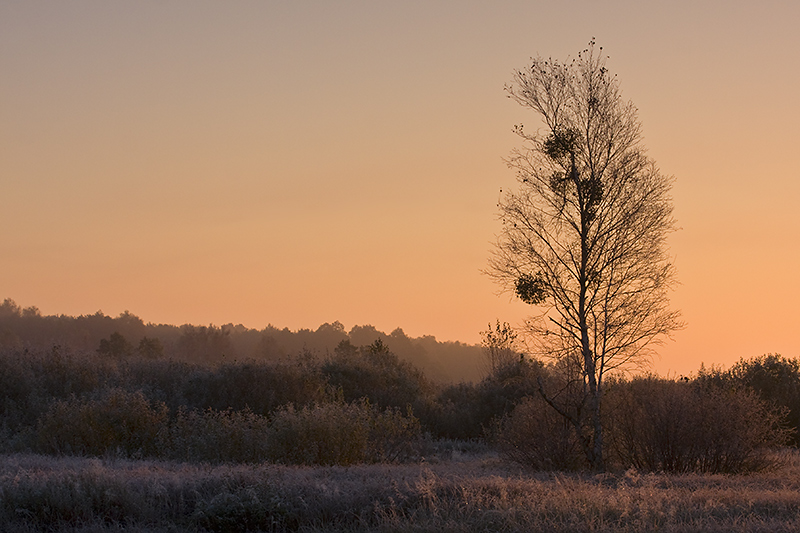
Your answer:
2,450 -> 800,531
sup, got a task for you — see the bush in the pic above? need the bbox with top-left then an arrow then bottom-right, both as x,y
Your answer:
0,349 -> 38,433
428,383 -> 484,440
0,347 -> 119,439
368,404 -> 424,463
607,377 -> 789,473
700,354 -> 800,446
192,488 -> 288,533
428,359 -> 541,441
322,340 -> 430,413
493,395 -> 585,470
182,360 -> 331,416
34,389 -> 168,458
161,407 -> 272,464
115,358 -> 196,414
34,346 -> 109,401
158,400 -> 421,466
267,400 -> 422,466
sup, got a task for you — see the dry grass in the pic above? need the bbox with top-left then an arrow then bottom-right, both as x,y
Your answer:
1,450 -> 800,532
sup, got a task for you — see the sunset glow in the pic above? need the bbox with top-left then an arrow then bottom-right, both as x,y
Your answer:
2,1 -> 799,377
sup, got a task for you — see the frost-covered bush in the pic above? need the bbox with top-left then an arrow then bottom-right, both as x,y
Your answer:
34,389 -> 168,457
268,399 -> 422,466
161,407 -> 272,463
607,377 -> 789,473
493,394 -> 584,470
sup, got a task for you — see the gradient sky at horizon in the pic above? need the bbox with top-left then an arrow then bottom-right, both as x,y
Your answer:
2,1 -> 798,377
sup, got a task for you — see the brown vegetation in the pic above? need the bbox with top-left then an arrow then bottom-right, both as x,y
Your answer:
494,375 -> 788,473
2,451 -> 800,532
1,300 -> 798,530
0,342 -> 790,475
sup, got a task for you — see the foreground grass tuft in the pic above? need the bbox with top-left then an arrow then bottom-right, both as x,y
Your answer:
1,451 -> 800,532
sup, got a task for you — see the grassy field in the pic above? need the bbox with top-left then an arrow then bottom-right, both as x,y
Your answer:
1,449 -> 800,532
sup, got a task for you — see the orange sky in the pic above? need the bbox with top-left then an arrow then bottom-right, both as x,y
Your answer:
2,1 -> 798,377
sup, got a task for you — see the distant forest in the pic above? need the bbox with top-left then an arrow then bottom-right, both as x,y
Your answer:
0,298 -> 484,383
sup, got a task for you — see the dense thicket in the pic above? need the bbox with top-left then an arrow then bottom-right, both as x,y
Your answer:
0,345 -> 424,465
0,299 -> 794,473
0,342 -> 791,473
695,354 -> 800,446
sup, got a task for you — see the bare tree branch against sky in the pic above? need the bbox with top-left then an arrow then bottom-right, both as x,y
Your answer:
489,41 -> 682,468
1,1 -> 798,377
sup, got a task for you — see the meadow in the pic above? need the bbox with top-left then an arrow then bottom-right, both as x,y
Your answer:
2,449 -> 800,532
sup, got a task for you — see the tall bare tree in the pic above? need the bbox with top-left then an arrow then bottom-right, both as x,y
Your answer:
488,41 -> 682,470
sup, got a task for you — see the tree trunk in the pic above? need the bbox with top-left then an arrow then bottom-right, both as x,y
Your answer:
578,151 -> 604,472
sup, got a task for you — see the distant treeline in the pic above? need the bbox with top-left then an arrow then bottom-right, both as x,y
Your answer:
0,298 -> 483,382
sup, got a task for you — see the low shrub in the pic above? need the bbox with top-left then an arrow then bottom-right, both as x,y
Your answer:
322,340 -> 430,413
0,347 -> 114,432
698,354 -> 800,446
192,487 -> 289,532
368,404 -> 424,463
493,394 -> 585,470
154,400 -> 421,466
268,399 -> 422,466
182,360 -> 332,416
36,346 -> 109,400
607,377 -> 790,473
115,357 -> 196,414
161,407 -> 272,463
0,349 -> 38,433
428,359 -> 541,441
34,389 -> 168,458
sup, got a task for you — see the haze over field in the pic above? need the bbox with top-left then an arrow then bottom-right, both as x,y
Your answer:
2,1 -> 799,377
